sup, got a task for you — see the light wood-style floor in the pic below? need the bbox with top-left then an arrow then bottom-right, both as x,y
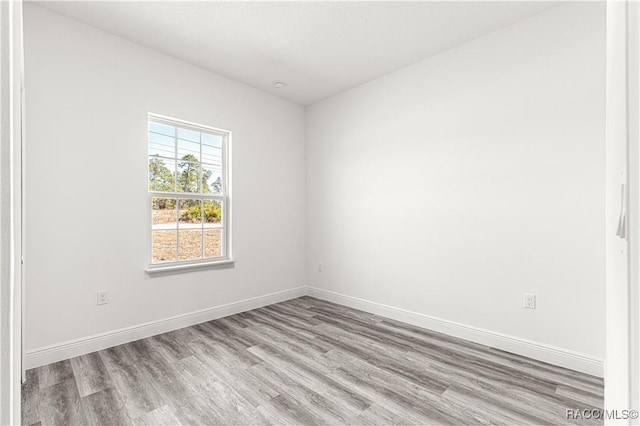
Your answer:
22,296 -> 604,425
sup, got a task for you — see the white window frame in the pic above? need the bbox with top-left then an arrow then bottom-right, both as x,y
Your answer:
145,113 -> 233,276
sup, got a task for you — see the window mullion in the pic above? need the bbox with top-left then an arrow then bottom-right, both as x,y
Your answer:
174,125 -> 178,193
222,134 -> 227,197
201,199 -> 205,258
175,125 -> 179,262
149,192 -> 221,201
221,197 -> 226,257
200,129 -> 203,195
175,198 -> 180,262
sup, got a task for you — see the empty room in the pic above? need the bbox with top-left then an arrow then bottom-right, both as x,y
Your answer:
1,0 -> 639,425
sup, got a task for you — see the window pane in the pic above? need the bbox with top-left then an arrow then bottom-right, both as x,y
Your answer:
152,197 -> 177,229
202,133 -> 222,148
149,157 -> 176,192
203,200 -> 222,227
202,134 -> 223,165
202,164 -> 222,195
177,160 -> 201,193
178,230 -> 203,261
204,229 -> 222,258
152,230 -> 177,263
178,128 -> 200,142
149,122 -> 175,137
149,132 -> 175,158
177,138 -> 201,163
178,199 -> 202,227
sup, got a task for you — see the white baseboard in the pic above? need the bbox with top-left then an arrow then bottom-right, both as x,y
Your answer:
25,286 -> 308,369
26,285 -> 604,378
307,287 -> 604,378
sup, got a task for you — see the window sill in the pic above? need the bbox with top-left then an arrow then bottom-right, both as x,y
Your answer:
146,259 -> 235,277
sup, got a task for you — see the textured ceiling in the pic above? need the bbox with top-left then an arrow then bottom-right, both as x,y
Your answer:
34,1 -> 559,106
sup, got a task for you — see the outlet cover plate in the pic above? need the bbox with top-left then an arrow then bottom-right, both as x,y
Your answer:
524,293 -> 536,309
97,291 -> 108,305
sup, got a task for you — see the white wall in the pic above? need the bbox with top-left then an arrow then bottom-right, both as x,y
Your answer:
23,5 -> 306,354
306,3 -> 606,362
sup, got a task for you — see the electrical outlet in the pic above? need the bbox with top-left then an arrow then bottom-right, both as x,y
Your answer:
524,293 -> 536,309
97,290 -> 109,305
318,263 -> 323,272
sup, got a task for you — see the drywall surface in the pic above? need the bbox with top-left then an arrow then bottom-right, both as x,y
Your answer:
306,3 -> 606,358
23,5 -> 305,351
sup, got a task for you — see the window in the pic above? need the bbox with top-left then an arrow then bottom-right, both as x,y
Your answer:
147,114 -> 231,273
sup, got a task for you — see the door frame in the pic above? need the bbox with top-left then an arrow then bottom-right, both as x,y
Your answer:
0,0 -> 23,424
605,0 -> 640,422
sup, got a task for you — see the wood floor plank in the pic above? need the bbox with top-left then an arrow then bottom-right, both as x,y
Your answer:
250,362 -> 361,425
216,315 -> 251,331
256,394 -> 319,426
23,296 -> 605,425
248,344 -> 371,416
489,346 -> 604,387
147,332 -> 193,363
356,402 -> 423,426
281,297 -> 316,310
403,349 -> 599,425
441,385 -> 554,425
374,318 -> 602,397
37,379 -> 87,426
132,405 -> 181,426
204,318 -> 258,349
188,339 -> 280,408
69,352 -> 113,397
314,330 -> 450,394
190,321 -> 261,365
124,339 -> 215,426
327,367 -> 451,425
556,384 -> 605,409
339,319 -> 563,398
377,317 -> 492,352
302,297 -> 384,324
324,350 -> 476,424
37,360 -> 74,390
312,311 -> 418,353
267,303 -> 323,324
322,350 -> 484,425
81,387 -> 131,426
244,310 -> 334,355
501,349 -> 605,392
242,324 -> 338,374
21,368 -> 40,425
99,345 -> 164,419
439,385 -> 534,425
406,348 -> 602,423
174,355 -> 261,425
257,306 -> 324,339
314,322 -> 415,364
